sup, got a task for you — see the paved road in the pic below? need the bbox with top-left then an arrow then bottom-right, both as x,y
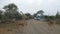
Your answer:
23,19 -> 60,34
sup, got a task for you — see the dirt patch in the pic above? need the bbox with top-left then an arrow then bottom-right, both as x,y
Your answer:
0,20 -> 27,34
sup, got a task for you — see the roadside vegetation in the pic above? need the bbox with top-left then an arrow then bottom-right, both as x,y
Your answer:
33,10 -> 60,25
0,3 -> 60,29
0,3 -> 33,24
0,3 -> 33,33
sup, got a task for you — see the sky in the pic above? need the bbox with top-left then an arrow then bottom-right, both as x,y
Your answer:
0,0 -> 60,16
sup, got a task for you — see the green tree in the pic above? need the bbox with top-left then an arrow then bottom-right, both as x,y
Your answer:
3,3 -> 22,20
37,10 -> 44,15
56,11 -> 60,18
25,13 -> 32,19
3,3 -> 18,11
0,10 -> 3,19
33,13 -> 37,17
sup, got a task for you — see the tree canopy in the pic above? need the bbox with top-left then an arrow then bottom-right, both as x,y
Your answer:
56,11 -> 60,18
37,10 -> 44,14
3,3 -> 22,20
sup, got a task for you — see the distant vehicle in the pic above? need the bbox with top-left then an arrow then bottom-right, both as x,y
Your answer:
34,16 -> 46,21
34,17 -> 40,20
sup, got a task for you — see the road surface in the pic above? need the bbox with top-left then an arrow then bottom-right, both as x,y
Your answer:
23,19 -> 60,34
0,19 -> 60,34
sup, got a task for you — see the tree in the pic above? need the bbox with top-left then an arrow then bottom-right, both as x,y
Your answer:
33,13 -> 37,17
3,3 -> 22,20
37,10 -> 44,15
25,13 -> 31,17
0,10 -> 3,19
25,13 -> 32,19
3,3 -> 18,11
56,11 -> 60,18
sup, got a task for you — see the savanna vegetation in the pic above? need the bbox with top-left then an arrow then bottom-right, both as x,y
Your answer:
0,3 -> 33,24
0,3 -> 60,25
33,10 -> 60,24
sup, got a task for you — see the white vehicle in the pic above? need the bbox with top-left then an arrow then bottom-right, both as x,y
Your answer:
34,17 -> 40,20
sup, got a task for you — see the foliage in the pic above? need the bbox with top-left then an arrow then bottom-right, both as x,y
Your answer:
55,11 -> 60,24
37,10 -> 44,15
34,10 -> 44,17
0,10 -> 3,20
3,3 -> 22,20
56,11 -> 60,18
25,13 -> 33,19
33,13 -> 37,17
3,3 -> 18,11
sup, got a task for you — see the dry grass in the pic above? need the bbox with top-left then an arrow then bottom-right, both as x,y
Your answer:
0,20 -> 27,34
56,21 -> 60,25
55,19 -> 60,25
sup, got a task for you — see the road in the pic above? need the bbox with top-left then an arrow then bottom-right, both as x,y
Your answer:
23,19 -> 60,34
0,19 -> 60,34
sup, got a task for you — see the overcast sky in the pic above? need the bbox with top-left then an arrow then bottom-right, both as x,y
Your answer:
0,0 -> 60,15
